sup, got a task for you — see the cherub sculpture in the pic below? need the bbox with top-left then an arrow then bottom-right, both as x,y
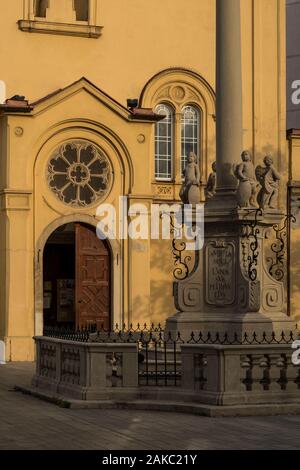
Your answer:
179,152 -> 201,204
255,155 -> 280,209
205,161 -> 217,199
234,150 -> 258,208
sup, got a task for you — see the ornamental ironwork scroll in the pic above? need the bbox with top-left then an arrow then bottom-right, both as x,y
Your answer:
242,209 -> 263,282
161,211 -> 192,281
267,214 -> 296,281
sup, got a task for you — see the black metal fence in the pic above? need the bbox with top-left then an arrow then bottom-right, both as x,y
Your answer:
43,324 -> 299,387
43,324 -> 163,343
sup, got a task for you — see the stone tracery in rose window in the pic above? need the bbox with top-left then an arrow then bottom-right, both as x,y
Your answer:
47,141 -> 112,207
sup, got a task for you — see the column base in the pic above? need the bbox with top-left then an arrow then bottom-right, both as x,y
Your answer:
205,189 -> 238,213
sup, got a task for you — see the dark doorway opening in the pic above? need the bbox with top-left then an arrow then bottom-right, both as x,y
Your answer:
43,223 -> 76,328
43,222 -> 111,330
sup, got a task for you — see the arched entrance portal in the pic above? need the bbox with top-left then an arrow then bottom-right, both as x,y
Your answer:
43,222 -> 111,330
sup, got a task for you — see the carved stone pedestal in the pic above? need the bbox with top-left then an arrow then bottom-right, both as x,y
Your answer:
166,208 -> 295,340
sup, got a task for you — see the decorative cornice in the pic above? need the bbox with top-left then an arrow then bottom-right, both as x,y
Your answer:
0,189 -> 32,211
0,189 -> 32,195
0,78 -> 161,124
129,107 -> 164,122
287,128 -> 300,139
0,97 -> 33,113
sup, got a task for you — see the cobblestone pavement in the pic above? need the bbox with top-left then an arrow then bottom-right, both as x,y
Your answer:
0,363 -> 300,450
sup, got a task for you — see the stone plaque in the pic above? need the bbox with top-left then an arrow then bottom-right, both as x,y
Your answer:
206,241 -> 235,306
155,185 -> 172,197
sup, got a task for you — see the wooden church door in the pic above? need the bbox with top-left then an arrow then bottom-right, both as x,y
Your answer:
75,223 -> 110,330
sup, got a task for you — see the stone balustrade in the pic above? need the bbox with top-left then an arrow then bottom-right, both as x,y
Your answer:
32,337 -> 300,408
33,337 -> 139,400
181,344 -> 300,406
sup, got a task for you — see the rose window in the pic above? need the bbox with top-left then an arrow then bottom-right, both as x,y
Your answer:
47,141 -> 112,207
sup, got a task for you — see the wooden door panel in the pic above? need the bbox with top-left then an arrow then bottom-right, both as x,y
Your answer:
76,224 -> 110,329
81,257 -> 109,283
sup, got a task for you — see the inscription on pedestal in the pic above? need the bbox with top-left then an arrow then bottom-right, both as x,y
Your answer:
206,241 -> 235,306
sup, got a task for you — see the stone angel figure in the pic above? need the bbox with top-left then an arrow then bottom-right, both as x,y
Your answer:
179,152 -> 201,204
205,161 -> 217,199
234,151 -> 258,208
255,155 -> 280,209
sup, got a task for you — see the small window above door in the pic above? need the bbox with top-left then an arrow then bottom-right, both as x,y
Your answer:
19,0 -> 102,38
34,0 -> 89,22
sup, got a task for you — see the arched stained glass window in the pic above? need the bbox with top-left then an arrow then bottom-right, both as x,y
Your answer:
181,105 -> 200,175
155,104 -> 174,180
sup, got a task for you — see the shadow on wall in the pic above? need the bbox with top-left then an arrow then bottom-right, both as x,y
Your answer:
130,143 -> 288,327
150,239 -> 174,324
148,142 -> 288,326
289,221 -> 300,323
149,239 -> 196,326
130,294 -> 153,327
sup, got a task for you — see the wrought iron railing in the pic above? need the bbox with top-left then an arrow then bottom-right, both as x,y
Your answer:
43,323 -> 164,342
43,325 -> 92,342
43,324 -> 298,344
43,324 -> 299,387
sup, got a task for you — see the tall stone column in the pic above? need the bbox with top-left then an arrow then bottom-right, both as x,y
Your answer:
210,0 -> 243,208
166,0 -> 293,340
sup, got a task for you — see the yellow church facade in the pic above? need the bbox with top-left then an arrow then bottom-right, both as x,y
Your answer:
0,0 -> 297,362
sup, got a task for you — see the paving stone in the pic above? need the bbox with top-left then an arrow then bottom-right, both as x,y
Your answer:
0,363 -> 299,450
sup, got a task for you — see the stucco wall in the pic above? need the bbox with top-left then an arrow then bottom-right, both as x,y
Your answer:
0,0 -> 215,106
0,0 -> 289,360
287,0 -> 300,129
